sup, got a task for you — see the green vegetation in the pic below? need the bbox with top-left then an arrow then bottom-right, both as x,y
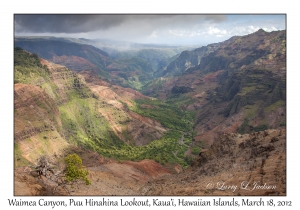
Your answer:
115,57 -> 153,73
59,97 -> 123,147
171,85 -> 193,95
237,86 -> 256,96
15,31 -> 287,176
14,47 -> 50,84
238,118 -> 269,134
14,143 -> 32,167
129,98 -> 193,131
265,100 -> 285,113
192,146 -> 201,155
238,118 -> 249,134
65,153 -> 91,185
15,39 -> 187,91
135,48 -> 178,71
55,76 -> 196,167
58,93 -> 195,168
14,47 -> 43,68
251,124 -> 268,132
243,103 -> 260,120
59,98 -> 192,167
108,57 -> 155,90
141,78 -> 167,97
78,130 -> 191,168
280,121 -> 286,126
167,94 -> 197,111
59,96 -> 196,168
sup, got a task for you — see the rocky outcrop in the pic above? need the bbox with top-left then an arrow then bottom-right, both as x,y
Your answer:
40,59 -> 93,105
141,129 -> 286,196
162,43 -> 220,77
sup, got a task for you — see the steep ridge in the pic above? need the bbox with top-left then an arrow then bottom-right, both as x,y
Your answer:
14,48 -> 176,195
148,29 -> 286,147
14,83 -> 69,166
78,70 -> 166,146
14,49 -> 168,162
14,37 -> 179,89
161,42 -> 220,77
141,129 -> 286,196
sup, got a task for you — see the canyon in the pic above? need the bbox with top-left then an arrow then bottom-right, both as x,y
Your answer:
14,29 -> 286,196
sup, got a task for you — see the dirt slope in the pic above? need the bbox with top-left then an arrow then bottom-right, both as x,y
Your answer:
15,129 -> 285,196
140,129 -> 286,196
14,149 -> 173,196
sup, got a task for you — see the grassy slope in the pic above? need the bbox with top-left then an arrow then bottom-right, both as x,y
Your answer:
14,48 -> 196,168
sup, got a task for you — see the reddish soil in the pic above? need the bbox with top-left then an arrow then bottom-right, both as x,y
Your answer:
14,149 -> 173,196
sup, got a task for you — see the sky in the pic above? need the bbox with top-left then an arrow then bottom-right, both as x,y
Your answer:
14,14 -> 286,46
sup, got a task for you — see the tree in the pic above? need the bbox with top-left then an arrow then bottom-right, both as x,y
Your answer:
29,155 -> 55,178
30,153 -> 91,195
65,153 -> 91,185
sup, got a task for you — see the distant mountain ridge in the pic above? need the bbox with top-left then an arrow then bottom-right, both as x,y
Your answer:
161,43 -> 220,76
14,39 -> 111,72
14,37 -> 193,90
146,29 -> 286,146
160,35 -> 244,77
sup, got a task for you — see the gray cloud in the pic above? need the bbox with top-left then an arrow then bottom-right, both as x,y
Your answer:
14,14 -> 285,46
15,15 -> 125,33
14,14 -> 227,33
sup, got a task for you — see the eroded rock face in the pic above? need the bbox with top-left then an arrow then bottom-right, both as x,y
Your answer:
14,84 -> 69,166
141,129 -> 286,196
148,30 -> 286,147
79,71 -> 167,146
14,84 -> 62,141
